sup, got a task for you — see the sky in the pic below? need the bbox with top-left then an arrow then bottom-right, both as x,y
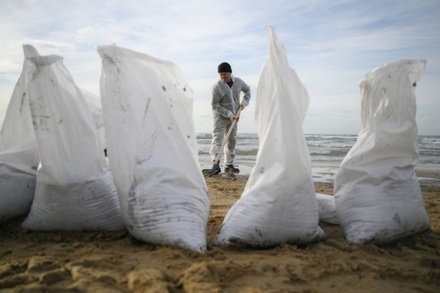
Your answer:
1,0 -> 439,135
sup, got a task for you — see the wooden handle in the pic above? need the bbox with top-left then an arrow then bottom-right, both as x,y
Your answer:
213,108 -> 242,165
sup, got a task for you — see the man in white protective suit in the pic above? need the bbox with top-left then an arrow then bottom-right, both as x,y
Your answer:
209,62 -> 251,175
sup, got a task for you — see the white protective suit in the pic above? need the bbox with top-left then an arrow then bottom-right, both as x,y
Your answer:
210,75 -> 251,165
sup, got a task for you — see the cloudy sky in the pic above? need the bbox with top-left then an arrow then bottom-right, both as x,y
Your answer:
1,0 -> 439,135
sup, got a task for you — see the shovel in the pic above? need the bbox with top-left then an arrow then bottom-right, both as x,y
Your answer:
202,107 -> 242,177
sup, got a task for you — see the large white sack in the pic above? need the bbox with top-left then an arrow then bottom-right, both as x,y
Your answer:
316,193 -> 339,225
81,89 -> 107,151
0,45 -> 39,152
334,59 -> 430,244
0,45 -> 40,223
98,45 -> 210,252
213,27 -> 325,247
0,140 -> 39,223
0,45 -> 106,153
21,52 -> 124,231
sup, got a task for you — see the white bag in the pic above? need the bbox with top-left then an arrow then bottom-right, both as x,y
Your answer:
98,45 -> 210,252
0,45 -> 106,153
334,59 -> 430,244
0,45 -> 39,152
0,45 -> 40,223
213,27 -> 325,247
0,140 -> 39,223
316,193 -> 339,225
81,89 -> 107,152
21,52 -> 124,231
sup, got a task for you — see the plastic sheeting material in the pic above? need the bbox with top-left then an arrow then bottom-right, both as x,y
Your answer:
98,45 -> 210,252
21,51 -> 124,231
213,27 -> 325,247
334,59 -> 430,244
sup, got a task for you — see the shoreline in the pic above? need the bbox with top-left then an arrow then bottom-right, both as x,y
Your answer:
204,166 -> 440,189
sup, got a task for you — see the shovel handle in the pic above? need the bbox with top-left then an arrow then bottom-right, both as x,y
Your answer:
213,107 -> 242,165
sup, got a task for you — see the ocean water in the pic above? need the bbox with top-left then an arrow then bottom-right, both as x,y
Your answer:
197,133 -> 440,185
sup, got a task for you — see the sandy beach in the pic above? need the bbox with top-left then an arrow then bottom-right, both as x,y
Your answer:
1,172 -> 439,293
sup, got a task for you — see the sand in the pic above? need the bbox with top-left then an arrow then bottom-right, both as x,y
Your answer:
1,173 -> 439,292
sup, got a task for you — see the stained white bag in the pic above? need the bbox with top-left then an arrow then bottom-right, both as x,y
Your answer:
98,45 -> 210,252
0,45 -> 40,223
0,140 -> 39,223
0,45 -> 39,152
21,52 -> 124,231
334,59 -> 430,244
213,27 -> 325,247
0,45 -> 106,153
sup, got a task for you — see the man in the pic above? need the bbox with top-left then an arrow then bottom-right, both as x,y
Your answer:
210,62 -> 251,174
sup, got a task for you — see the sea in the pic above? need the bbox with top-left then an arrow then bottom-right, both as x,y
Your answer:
197,133 -> 440,186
